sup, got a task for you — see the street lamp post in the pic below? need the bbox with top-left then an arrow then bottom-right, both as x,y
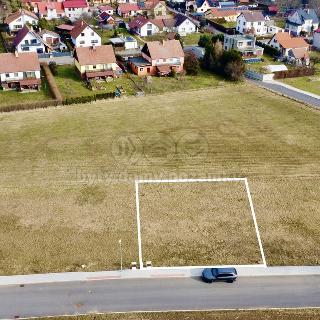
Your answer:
119,239 -> 123,271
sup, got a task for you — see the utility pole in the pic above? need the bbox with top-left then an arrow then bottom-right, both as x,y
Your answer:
119,239 -> 123,271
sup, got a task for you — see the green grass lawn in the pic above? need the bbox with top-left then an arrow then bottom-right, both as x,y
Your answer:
132,69 -> 225,94
0,78 -> 53,109
280,58 -> 320,96
182,32 -> 212,46
98,27 -> 136,45
54,65 -> 137,98
54,65 -> 225,98
38,309 -> 320,320
0,84 -> 320,274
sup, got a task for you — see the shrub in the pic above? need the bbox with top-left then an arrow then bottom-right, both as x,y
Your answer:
198,34 -> 212,48
49,61 -> 58,76
184,52 -> 200,75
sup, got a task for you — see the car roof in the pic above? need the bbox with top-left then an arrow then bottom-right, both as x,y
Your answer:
215,267 -> 237,273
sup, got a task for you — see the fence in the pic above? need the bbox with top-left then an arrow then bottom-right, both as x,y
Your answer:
38,52 -> 73,59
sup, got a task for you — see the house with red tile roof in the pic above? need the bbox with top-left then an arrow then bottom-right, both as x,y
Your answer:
129,39 -> 184,76
74,45 -> 121,79
36,1 -> 65,20
98,5 -> 114,15
4,9 -> 38,33
141,0 -> 167,18
117,3 -> 141,18
63,0 -> 90,22
70,20 -> 101,47
205,8 -> 239,21
0,52 -> 41,91
268,32 -> 310,65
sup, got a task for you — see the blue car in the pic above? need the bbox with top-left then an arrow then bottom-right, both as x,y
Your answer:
202,267 -> 237,283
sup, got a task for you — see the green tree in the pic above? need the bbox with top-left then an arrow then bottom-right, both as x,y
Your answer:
184,52 -> 200,75
198,34 -> 212,48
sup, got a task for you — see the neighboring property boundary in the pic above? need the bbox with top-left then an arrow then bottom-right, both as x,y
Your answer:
135,178 -> 267,270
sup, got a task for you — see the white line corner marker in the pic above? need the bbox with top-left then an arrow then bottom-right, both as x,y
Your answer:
244,177 -> 267,267
135,181 -> 144,269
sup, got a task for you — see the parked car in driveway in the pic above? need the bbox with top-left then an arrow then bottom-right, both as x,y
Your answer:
202,267 -> 237,283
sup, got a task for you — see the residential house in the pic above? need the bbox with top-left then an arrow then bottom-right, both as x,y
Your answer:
236,11 -> 269,36
286,9 -> 319,35
98,12 -> 116,25
268,32 -> 310,65
98,5 -> 114,15
4,9 -> 38,33
117,4 -> 141,18
0,52 -> 41,91
193,0 -> 215,13
142,0 -> 167,18
313,28 -> 320,49
70,20 -> 101,47
36,2 -> 65,20
74,45 -> 121,79
109,36 -> 138,51
38,29 -> 67,51
173,14 -> 197,35
223,34 -> 264,57
205,8 -> 239,21
128,16 -> 160,36
129,39 -> 184,76
13,26 -> 46,54
63,0 -> 91,22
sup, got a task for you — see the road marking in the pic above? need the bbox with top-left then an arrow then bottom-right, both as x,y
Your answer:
135,177 -> 267,269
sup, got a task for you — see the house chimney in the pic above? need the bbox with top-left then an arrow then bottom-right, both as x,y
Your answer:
15,50 -> 19,58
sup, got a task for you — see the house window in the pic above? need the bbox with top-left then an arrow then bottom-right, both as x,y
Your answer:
91,40 -> 99,44
258,22 -> 261,25
93,65 -> 96,69
5,73 -> 10,77
22,47 -> 30,51
24,40 -> 29,44
139,67 -> 144,71
238,41 -> 243,47
91,32 -> 94,36
247,41 -> 252,46
80,41 -> 85,44
81,32 -> 85,36
31,39 -> 37,44
14,73 -> 18,77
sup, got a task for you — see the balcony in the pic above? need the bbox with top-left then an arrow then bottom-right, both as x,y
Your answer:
21,42 -> 42,47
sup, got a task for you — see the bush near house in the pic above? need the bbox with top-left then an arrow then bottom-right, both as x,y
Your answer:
184,52 -> 200,75
273,67 -> 315,79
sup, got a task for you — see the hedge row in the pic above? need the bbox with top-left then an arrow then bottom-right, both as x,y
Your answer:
0,99 -> 60,113
63,92 -> 115,105
273,67 -> 315,79
41,63 -> 63,101
256,41 -> 280,57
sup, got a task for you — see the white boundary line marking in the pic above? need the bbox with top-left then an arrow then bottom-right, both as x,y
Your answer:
151,264 -> 265,270
135,181 -> 144,269
135,177 -> 266,269
244,178 -> 267,267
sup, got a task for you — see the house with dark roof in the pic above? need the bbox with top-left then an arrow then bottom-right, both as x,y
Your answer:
98,12 -> 115,25
70,20 -> 101,48
0,52 -> 41,91
74,45 -> 121,79
13,26 -> 47,54
236,11 -> 268,35
285,9 -> 319,35
268,32 -> 310,65
4,9 -> 38,33
129,39 -> 184,76
174,14 -> 197,35
128,16 -> 161,36
193,0 -> 215,13
63,0 -> 90,22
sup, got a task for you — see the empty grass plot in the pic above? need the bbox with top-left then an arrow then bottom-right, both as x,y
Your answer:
136,179 -> 265,268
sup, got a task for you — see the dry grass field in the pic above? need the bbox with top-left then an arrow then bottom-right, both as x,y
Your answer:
138,181 -> 262,266
39,309 -> 320,320
0,83 -> 320,274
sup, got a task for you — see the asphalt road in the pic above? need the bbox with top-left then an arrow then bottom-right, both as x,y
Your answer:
249,79 -> 320,108
1,276 -> 320,318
